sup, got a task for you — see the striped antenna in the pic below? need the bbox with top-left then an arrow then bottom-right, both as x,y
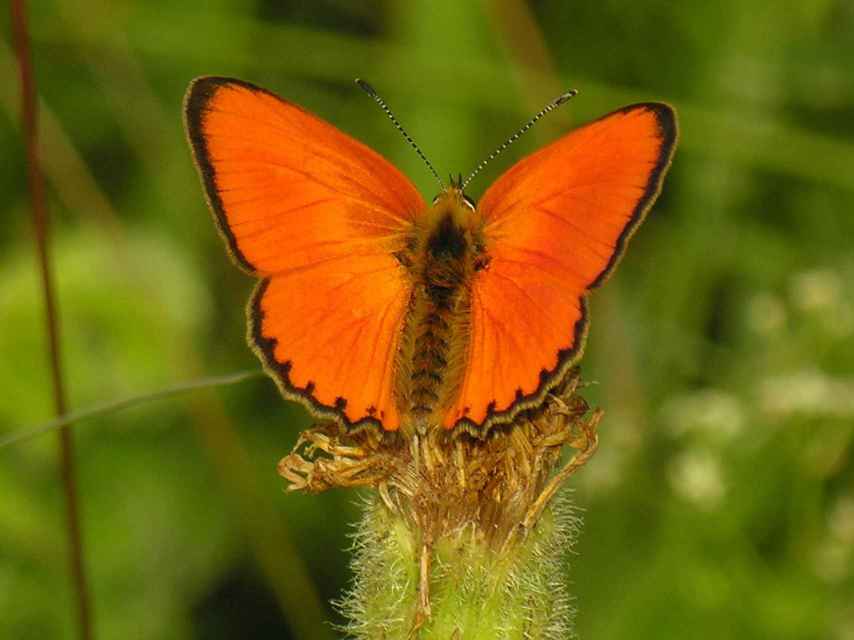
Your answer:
356,79 -> 444,190
461,89 -> 578,190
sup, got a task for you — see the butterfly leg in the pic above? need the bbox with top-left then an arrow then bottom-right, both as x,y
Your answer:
277,423 -> 397,492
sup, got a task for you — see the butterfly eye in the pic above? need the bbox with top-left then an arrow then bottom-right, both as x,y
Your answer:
393,236 -> 418,268
473,246 -> 491,272
474,256 -> 491,272
393,250 -> 413,268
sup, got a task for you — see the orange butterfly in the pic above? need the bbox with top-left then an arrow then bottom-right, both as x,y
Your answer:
184,77 -> 677,435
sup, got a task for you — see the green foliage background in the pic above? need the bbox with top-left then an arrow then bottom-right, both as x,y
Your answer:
2,1 -> 853,638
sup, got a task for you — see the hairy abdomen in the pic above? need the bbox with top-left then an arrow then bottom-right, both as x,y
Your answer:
395,257 -> 471,432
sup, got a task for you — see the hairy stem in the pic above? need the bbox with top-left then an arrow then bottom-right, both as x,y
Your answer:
341,494 -> 579,640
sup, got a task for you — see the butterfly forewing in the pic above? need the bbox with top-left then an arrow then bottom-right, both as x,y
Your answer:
185,77 -> 425,429
186,77 -> 677,434
445,103 -> 677,429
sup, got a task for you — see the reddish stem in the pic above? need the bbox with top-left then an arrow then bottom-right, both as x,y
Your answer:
10,2 -> 94,638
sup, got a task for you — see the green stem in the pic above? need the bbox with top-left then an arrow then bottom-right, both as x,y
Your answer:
342,494 -> 579,640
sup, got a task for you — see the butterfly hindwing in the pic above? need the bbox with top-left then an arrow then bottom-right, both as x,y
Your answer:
445,103 -> 677,429
185,77 -> 425,429
186,78 -> 676,433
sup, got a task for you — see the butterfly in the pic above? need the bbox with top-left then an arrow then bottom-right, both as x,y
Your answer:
184,77 -> 677,435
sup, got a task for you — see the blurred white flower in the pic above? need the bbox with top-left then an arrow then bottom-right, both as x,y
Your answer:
661,389 -> 745,441
759,370 -> 854,418
668,450 -> 725,509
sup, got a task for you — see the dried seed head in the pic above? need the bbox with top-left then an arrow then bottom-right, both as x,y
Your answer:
279,367 -> 600,637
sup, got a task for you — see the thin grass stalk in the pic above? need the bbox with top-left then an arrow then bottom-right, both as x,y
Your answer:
10,2 -> 93,638
0,369 -> 264,448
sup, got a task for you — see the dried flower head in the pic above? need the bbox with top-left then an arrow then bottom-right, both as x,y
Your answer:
280,368 -> 600,637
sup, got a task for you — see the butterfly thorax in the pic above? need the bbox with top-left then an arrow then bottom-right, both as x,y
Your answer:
395,187 -> 489,433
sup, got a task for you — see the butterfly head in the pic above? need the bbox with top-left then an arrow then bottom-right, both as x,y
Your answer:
417,186 -> 489,282
431,183 -> 475,212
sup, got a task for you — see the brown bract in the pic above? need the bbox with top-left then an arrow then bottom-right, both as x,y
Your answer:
278,368 -> 600,628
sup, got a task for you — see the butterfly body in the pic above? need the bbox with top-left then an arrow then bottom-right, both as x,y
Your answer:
184,77 -> 677,436
394,186 -> 487,433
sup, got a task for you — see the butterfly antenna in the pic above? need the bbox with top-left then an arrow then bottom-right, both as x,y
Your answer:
461,89 -> 578,190
356,79 -> 444,190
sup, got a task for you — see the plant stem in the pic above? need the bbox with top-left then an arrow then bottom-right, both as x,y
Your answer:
342,495 -> 579,640
10,2 -> 93,638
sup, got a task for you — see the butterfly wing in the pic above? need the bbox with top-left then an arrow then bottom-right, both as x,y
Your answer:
184,77 -> 425,430
445,103 -> 677,429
